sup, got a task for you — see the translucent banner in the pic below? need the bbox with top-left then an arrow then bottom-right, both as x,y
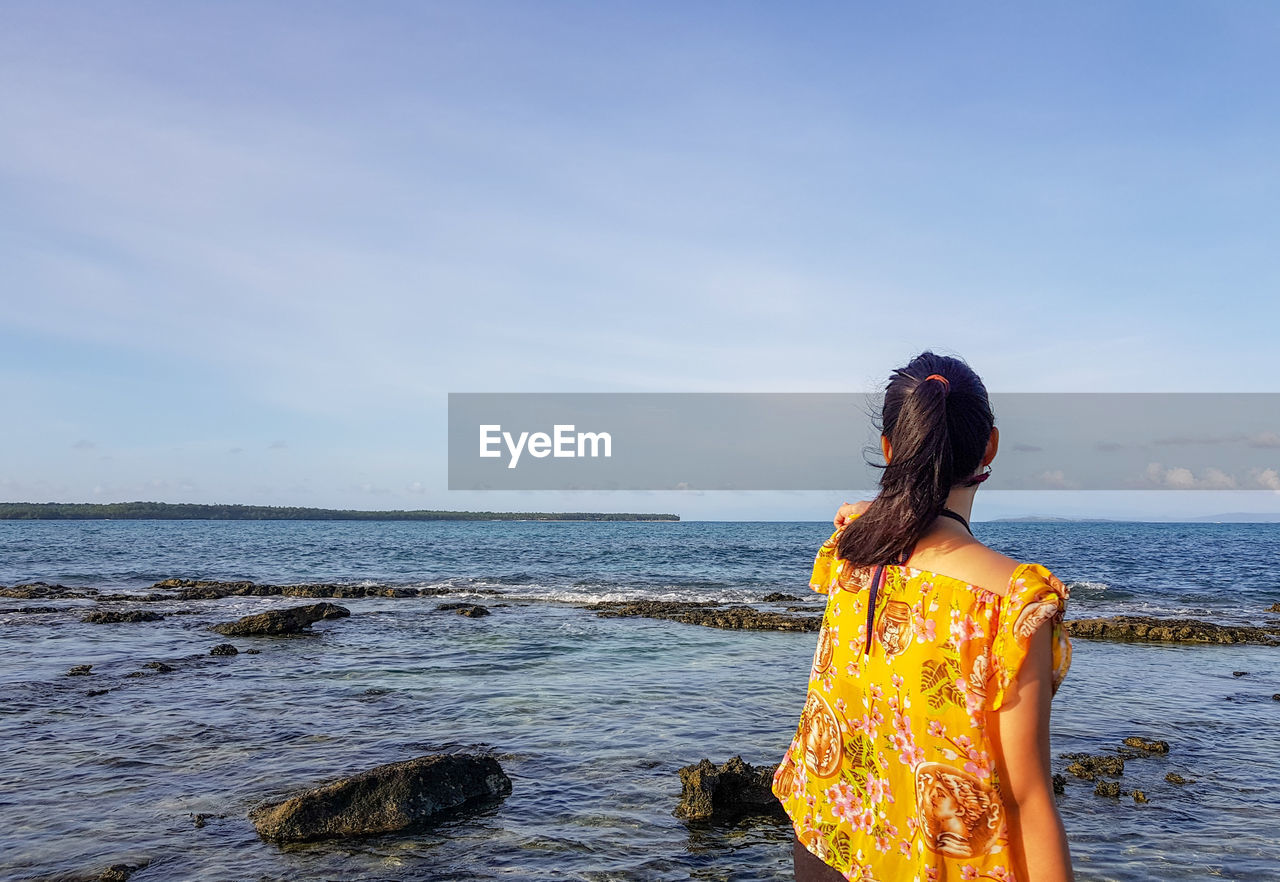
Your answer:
447,393 -> 1280,491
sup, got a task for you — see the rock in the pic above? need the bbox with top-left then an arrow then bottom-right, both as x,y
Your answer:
249,754 -> 512,842
762,592 -> 800,602
67,664 -> 93,676
1165,772 -> 1194,785
143,661 -> 174,673
99,862 -> 148,881
245,649 -> 261,655
211,603 -> 350,637
210,643 -> 239,656
1233,671 -> 1248,677
87,688 -> 109,696
436,602 -> 490,618
191,812 -> 224,828
1052,773 -> 1066,794
1273,694 -> 1280,702
1133,790 -> 1148,804
0,582 -> 97,599
1268,602 -> 1280,613
1122,737 -> 1170,754
673,756 -> 786,821
1094,780 -> 1121,798
589,600 -> 820,632
13,605 -> 60,613
1063,754 -> 1124,780
82,610 -> 164,624
1065,616 -> 1280,646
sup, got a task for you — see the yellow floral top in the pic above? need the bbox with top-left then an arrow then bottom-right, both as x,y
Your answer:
772,522 -> 1072,882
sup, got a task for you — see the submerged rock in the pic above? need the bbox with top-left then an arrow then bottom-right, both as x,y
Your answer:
1132,789 -> 1149,804
762,592 -> 801,602
589,600 -> 820,632
249,754 -> 512,842
1165,772 -> 1194,785
1065,616 -> 1280,646
1052,773 -> 1066,794
673,756 -> 786,821
210,643 -> 239,656
1233,671 -> 1248,677
1268,602 -> 1280,613
82,610 -> 164,624
1064,753 -> 1124,780
437,602 -> 490,618
1122,737 -> 1170,754
1094,780 -> 1121,798
99,861 -> 149,882
67,664 -> 93,676
211,602 -> 350,637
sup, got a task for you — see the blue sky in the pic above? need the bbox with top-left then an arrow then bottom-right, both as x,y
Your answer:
2,1 -> 1279,520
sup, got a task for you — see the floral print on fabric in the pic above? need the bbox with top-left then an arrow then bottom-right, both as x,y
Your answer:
775,522 -> 1072,881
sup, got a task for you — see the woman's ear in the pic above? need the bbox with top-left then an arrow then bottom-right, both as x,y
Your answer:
982,427 -> 1000,467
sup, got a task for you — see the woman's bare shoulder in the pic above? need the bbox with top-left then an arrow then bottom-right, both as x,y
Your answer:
910,540 -> 1023,597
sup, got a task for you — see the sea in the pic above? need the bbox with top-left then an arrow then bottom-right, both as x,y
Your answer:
1,520 -> 1278,882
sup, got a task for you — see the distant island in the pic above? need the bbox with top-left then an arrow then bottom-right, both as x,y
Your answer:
0,502 -> 680,522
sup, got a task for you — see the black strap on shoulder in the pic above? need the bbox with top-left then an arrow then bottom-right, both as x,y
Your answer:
863,550 -> 910,656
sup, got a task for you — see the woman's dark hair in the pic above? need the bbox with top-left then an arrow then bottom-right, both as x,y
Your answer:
836,351 -> 995,566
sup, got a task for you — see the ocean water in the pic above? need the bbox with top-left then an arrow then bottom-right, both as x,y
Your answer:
1,520 -> 1278,881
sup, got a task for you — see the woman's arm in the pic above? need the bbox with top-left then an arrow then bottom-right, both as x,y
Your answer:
989,623 -> 1075,882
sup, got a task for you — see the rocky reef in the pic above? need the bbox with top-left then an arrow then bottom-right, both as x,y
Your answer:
1065,616 -> 1280,645
587,601 -> 820,632
249,754 -> 512,842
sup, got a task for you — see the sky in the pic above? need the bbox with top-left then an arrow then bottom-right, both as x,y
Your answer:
2,1 -> 1279,520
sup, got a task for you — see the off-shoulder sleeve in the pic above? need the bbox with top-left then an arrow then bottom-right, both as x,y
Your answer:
809,527 -> 844,594
988,563 -> 1072,711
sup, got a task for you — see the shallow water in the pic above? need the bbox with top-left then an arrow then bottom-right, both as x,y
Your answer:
1,521 -> 1278,880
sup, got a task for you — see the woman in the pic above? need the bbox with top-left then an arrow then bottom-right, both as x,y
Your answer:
772,351 -> 1074,882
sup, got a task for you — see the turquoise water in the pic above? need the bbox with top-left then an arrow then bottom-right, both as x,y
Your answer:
1,521 -> 1278,880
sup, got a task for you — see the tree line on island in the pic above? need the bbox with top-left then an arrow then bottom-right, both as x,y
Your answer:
0,502 -> 680,522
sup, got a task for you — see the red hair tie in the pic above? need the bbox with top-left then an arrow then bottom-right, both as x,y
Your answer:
923,373 -> 950,392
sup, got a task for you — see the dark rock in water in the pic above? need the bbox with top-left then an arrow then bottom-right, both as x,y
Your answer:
589,600 -> 820,632
1165,772 -> 1194,785
1052,773 -> 1066,794
1232,671 -> 1248,677
1133,789 -> 1149,804
67,664 -> 93,676
211,602 -> 350,637
1064,754 -> 1124,780
143,661 -> 174,673
1268,602 -> 1280,613
1094,780 -> 1121,798
1273,694 -> 1280,702
86,688 -> 109,696
245,649 -> 261,655
249,754 -> 512,842
99,862 -> 149,882
210,643 -> 239,656
13,605 -> 60,613
1065,616 -> 1280,646
191,812 -> 225,828
1122,737 -> 1170,754
82,610 -> 164,624
0,582 -> 98,599
437,602 -> 490,618
95,592 -> 173,602
673,756 -> 786,821
762,592 -> 800,602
